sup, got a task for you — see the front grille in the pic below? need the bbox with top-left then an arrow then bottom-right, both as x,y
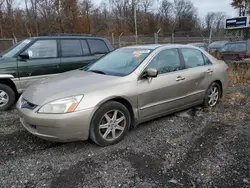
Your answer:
21,98 -> 38,110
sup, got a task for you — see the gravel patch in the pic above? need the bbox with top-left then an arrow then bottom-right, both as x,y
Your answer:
0,86 -> 249,188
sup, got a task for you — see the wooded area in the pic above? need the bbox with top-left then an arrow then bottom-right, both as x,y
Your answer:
0,0 -> 228,38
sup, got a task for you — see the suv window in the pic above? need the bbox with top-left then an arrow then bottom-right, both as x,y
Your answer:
147,49 -> 181,74
80,40 -> 90,55
87,39 -> 109,54
220,42 -> 247,52
61,40 -> 82,57
181,48 -> 205,68
24,40 -> 57,58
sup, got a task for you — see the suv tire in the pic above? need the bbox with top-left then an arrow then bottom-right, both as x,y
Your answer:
0,83 -> 16,111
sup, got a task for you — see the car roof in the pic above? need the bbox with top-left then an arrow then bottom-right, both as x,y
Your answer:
211,40 -> 228,43
188,42 -> 205,45
28,35 -> 107,40
225,40 -> 247,44
121,44 -> 193,50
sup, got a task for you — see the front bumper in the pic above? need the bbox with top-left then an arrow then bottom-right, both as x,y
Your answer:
16,104 -> 94,142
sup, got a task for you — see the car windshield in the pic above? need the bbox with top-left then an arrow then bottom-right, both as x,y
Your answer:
209,41 -> 228,48
220,42 -> 247,52
1,39 -> 32,57
84,48 -> 152,76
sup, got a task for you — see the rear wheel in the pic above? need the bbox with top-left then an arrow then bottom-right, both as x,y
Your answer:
203,82 -> 221,108
90,101 -> 130,146
0,83 -> 16,111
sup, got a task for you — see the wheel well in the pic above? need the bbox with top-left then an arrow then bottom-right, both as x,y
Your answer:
0,79 -> 18,96
108,97 -> 136,128
213,80 -> 223,97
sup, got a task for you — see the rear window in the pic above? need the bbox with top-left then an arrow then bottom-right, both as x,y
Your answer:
209,41 -> 227,48
220,43 -> 247,52
87,39 -> 109,54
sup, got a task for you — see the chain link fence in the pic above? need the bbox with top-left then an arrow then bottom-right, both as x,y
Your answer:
107,31 -> 236,49
0,39 -> 16,53
0,30 -> 245,52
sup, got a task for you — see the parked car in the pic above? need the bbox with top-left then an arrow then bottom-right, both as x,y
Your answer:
0,34 -> 114,110
187,43 -> 208,51
208,40 -> 228,56
218,41 -> 250,61
16,44 -> 229,146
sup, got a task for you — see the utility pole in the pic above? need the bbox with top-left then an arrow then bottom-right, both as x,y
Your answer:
133,0 -> 138,44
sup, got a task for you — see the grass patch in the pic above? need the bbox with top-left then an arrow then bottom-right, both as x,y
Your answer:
227,61 -> 250,84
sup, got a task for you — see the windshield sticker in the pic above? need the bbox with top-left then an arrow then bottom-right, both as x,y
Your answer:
28,50 -> 33,57
133,50 -> 151,57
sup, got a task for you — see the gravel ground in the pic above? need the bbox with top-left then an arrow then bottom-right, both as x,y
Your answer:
0,86 -> 250,188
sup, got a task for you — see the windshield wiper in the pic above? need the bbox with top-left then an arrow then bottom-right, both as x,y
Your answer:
88,70 -> 106,75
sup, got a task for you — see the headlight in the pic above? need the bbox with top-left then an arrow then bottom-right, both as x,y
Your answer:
38,95 -> 83,114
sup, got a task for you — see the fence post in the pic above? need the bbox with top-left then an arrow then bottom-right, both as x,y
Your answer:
111,33 -> 115,47
154,33 -> 157,44
208,27 -> 213,52
171,33 -> 174,43
154,28 -> 161,44
119,32 -> 123,48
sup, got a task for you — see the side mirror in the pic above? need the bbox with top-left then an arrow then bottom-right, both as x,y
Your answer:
18,52 -> 29,60
142,68 -> 158,78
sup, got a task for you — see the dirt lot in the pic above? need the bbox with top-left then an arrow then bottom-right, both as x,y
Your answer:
0,86 -> 249,188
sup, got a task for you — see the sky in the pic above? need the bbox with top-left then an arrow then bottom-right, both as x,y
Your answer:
189,0 -> 237,18
93,0 -> 237,19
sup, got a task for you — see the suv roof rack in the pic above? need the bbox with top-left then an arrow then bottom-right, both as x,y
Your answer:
48,33 -> 94,37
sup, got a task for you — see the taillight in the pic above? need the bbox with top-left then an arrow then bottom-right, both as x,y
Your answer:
245,51 -> 250,56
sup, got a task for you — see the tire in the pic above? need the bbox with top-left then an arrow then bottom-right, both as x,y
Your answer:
0,83 -> 16,111
90,101 -> 131,146
203,82 -> 221,108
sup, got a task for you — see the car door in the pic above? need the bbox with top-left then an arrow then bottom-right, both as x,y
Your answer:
137,48 -> 188,119
17,39 -> 60,90
178,48 -> 215,104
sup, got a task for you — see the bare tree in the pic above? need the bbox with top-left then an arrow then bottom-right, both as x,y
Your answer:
205,12 -> 225,30
0,0 -> 5,37
173,0 -> 198,32
140,0 -> 152,13
80,0 -> 93,33
159,0 -> 173,33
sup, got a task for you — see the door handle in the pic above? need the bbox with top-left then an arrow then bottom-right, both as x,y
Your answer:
176,76 -> 185,81
52,64 -> 59,68
206,69 -> 213,73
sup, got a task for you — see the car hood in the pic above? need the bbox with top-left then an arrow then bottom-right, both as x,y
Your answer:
22,70 -> 126,105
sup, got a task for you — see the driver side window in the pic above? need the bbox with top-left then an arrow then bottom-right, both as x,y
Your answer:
24,40 -> 57,59
147,49 -> 181,74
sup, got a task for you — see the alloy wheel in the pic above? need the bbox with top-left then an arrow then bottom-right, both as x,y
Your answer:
99,110 -> 126,141
0,89 -> 9,108
208,86 -> 219,107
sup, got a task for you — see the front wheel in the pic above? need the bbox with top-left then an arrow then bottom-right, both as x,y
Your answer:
89,101 -> 131,146
203,82 -> 221,108
0,83 -> 16,111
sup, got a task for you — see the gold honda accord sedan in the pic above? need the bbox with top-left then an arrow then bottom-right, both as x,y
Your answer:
16,44 -> 229,146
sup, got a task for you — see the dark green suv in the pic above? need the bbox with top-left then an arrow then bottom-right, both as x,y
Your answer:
0,34 -> 114,110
